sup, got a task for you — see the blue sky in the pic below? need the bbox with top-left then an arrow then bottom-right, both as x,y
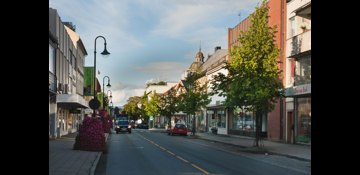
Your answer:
49,0 -> 260,107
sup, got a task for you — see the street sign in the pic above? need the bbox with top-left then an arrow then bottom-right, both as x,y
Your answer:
89,99 -> 101,110
150,116 -> 153,120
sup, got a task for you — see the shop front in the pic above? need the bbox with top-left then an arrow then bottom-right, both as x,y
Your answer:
206,106 -> 227,135
56,94 -> 89,137
229,107 -> 267,137
284,83 -> 311,145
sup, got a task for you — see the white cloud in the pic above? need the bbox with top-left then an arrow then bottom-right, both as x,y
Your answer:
150,0 -> 258,39
109,82 -> 145,106
134,62 -> 189,81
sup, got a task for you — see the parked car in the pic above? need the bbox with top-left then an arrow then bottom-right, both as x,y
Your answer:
130,122 -> 136,129
167,123 -> 187,136
137,122 -> 149,129
115,120 -> 131,134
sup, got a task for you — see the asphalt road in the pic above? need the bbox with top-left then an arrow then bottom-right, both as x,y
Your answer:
96,129 -> 310,175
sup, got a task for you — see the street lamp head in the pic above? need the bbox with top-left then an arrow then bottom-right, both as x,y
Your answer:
106,82 -> 111,88
101,43 -> 110,56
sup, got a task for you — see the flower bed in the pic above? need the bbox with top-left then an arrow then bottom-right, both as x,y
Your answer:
99,109 -> 113,133
73,116 -> 106,152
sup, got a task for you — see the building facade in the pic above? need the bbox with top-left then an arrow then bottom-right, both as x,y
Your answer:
201,47 -> 228,134
49,8 -> 89,139
227,0 -> 288,140
284,0 -> 311,145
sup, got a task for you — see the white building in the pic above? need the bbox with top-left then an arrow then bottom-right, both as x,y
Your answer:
201,47 -> 228,134
284,0 -> 311,144
49,8 -> 89,139
145,82 -> 177,128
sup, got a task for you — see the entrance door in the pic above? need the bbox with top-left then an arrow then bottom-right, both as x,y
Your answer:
287,111 -> 294,144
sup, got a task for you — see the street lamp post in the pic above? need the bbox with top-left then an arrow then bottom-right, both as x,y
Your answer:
103,76 -> 111,110
92,36 -> 110,117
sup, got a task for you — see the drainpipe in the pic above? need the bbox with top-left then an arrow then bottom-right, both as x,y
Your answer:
279,0 -> 285,141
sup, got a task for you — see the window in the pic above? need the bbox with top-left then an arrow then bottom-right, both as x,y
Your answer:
296,97 -> 311,143
232,107 -> 255,131
49,44 -> 55,73
175,124 -> 185,128
290,17 -> 295,37
295,55 -> 311,86
216,109 -> 226,128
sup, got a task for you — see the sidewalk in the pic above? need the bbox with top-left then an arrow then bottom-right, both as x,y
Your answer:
195,132 -> 311,161
49,132 -> 109,175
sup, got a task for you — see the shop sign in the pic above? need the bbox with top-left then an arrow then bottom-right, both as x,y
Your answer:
284,84 -> 311,97
294,84 -> 311,95
207,110 -> 214,114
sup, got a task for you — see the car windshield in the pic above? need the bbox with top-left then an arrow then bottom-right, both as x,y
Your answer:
175,124 -> 185,128
119,121 -> 129,125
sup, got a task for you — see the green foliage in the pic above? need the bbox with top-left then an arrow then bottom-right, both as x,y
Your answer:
159,88 -> 180,122
211,0 -> 284,146
146,81 -> 167,88
178,70 -> 211,117
144,90 -> 161,118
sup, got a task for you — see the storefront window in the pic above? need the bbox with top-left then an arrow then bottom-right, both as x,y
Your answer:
216,109 -> 226,128
296,97 -> 311,143
208,112 -> 216,129
232,107 -> 255,131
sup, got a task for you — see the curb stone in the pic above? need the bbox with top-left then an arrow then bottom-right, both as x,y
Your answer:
89,133 -> 110,175
193,136 -> 311,162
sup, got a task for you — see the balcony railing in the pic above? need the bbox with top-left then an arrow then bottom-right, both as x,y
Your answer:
286,29 -> 311,58
49,71 -> 56,92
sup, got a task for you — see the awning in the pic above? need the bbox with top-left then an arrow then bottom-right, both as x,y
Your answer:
57,94 -> 90,109
206,104 -> 226,109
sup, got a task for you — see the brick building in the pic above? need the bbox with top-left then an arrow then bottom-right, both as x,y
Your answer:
227,0 -> 287,142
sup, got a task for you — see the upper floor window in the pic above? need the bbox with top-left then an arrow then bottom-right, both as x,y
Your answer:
294,55 -> 311,86
290,17 -> 295,37
49,44 -> 55,73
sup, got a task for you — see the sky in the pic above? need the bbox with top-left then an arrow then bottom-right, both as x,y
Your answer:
49,0 -> 260,107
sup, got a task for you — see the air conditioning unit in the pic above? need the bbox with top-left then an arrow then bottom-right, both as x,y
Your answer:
57,83 -> 63,91
64,84 -> 68,94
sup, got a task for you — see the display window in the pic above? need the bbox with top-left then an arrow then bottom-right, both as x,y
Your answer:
232,107 -> 255,131
216,109 -> 226,128
296,97 -> 311,143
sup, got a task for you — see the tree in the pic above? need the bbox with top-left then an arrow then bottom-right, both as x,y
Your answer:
144,90 -> 161,127
211,0 -> 284,147
179,70 -> 211,136
123,96 -> 142,121
159,87 -> 180,129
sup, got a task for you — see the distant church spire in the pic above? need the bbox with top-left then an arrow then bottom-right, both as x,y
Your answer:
195,40 -> 204,63
199,40 -> 201,52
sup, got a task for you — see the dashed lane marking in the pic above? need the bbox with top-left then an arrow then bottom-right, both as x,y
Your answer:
191,164 -> 210,174
134,133 -> 210,174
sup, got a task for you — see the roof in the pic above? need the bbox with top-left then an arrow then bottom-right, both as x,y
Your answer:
189,61 -> 203,70
201,49 -> 227,73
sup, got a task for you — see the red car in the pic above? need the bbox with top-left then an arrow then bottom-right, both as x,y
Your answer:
168,123 -> 187,136
130,122 -> 135,129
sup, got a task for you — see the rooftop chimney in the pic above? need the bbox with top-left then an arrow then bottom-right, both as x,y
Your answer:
215,46 -> 221,52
